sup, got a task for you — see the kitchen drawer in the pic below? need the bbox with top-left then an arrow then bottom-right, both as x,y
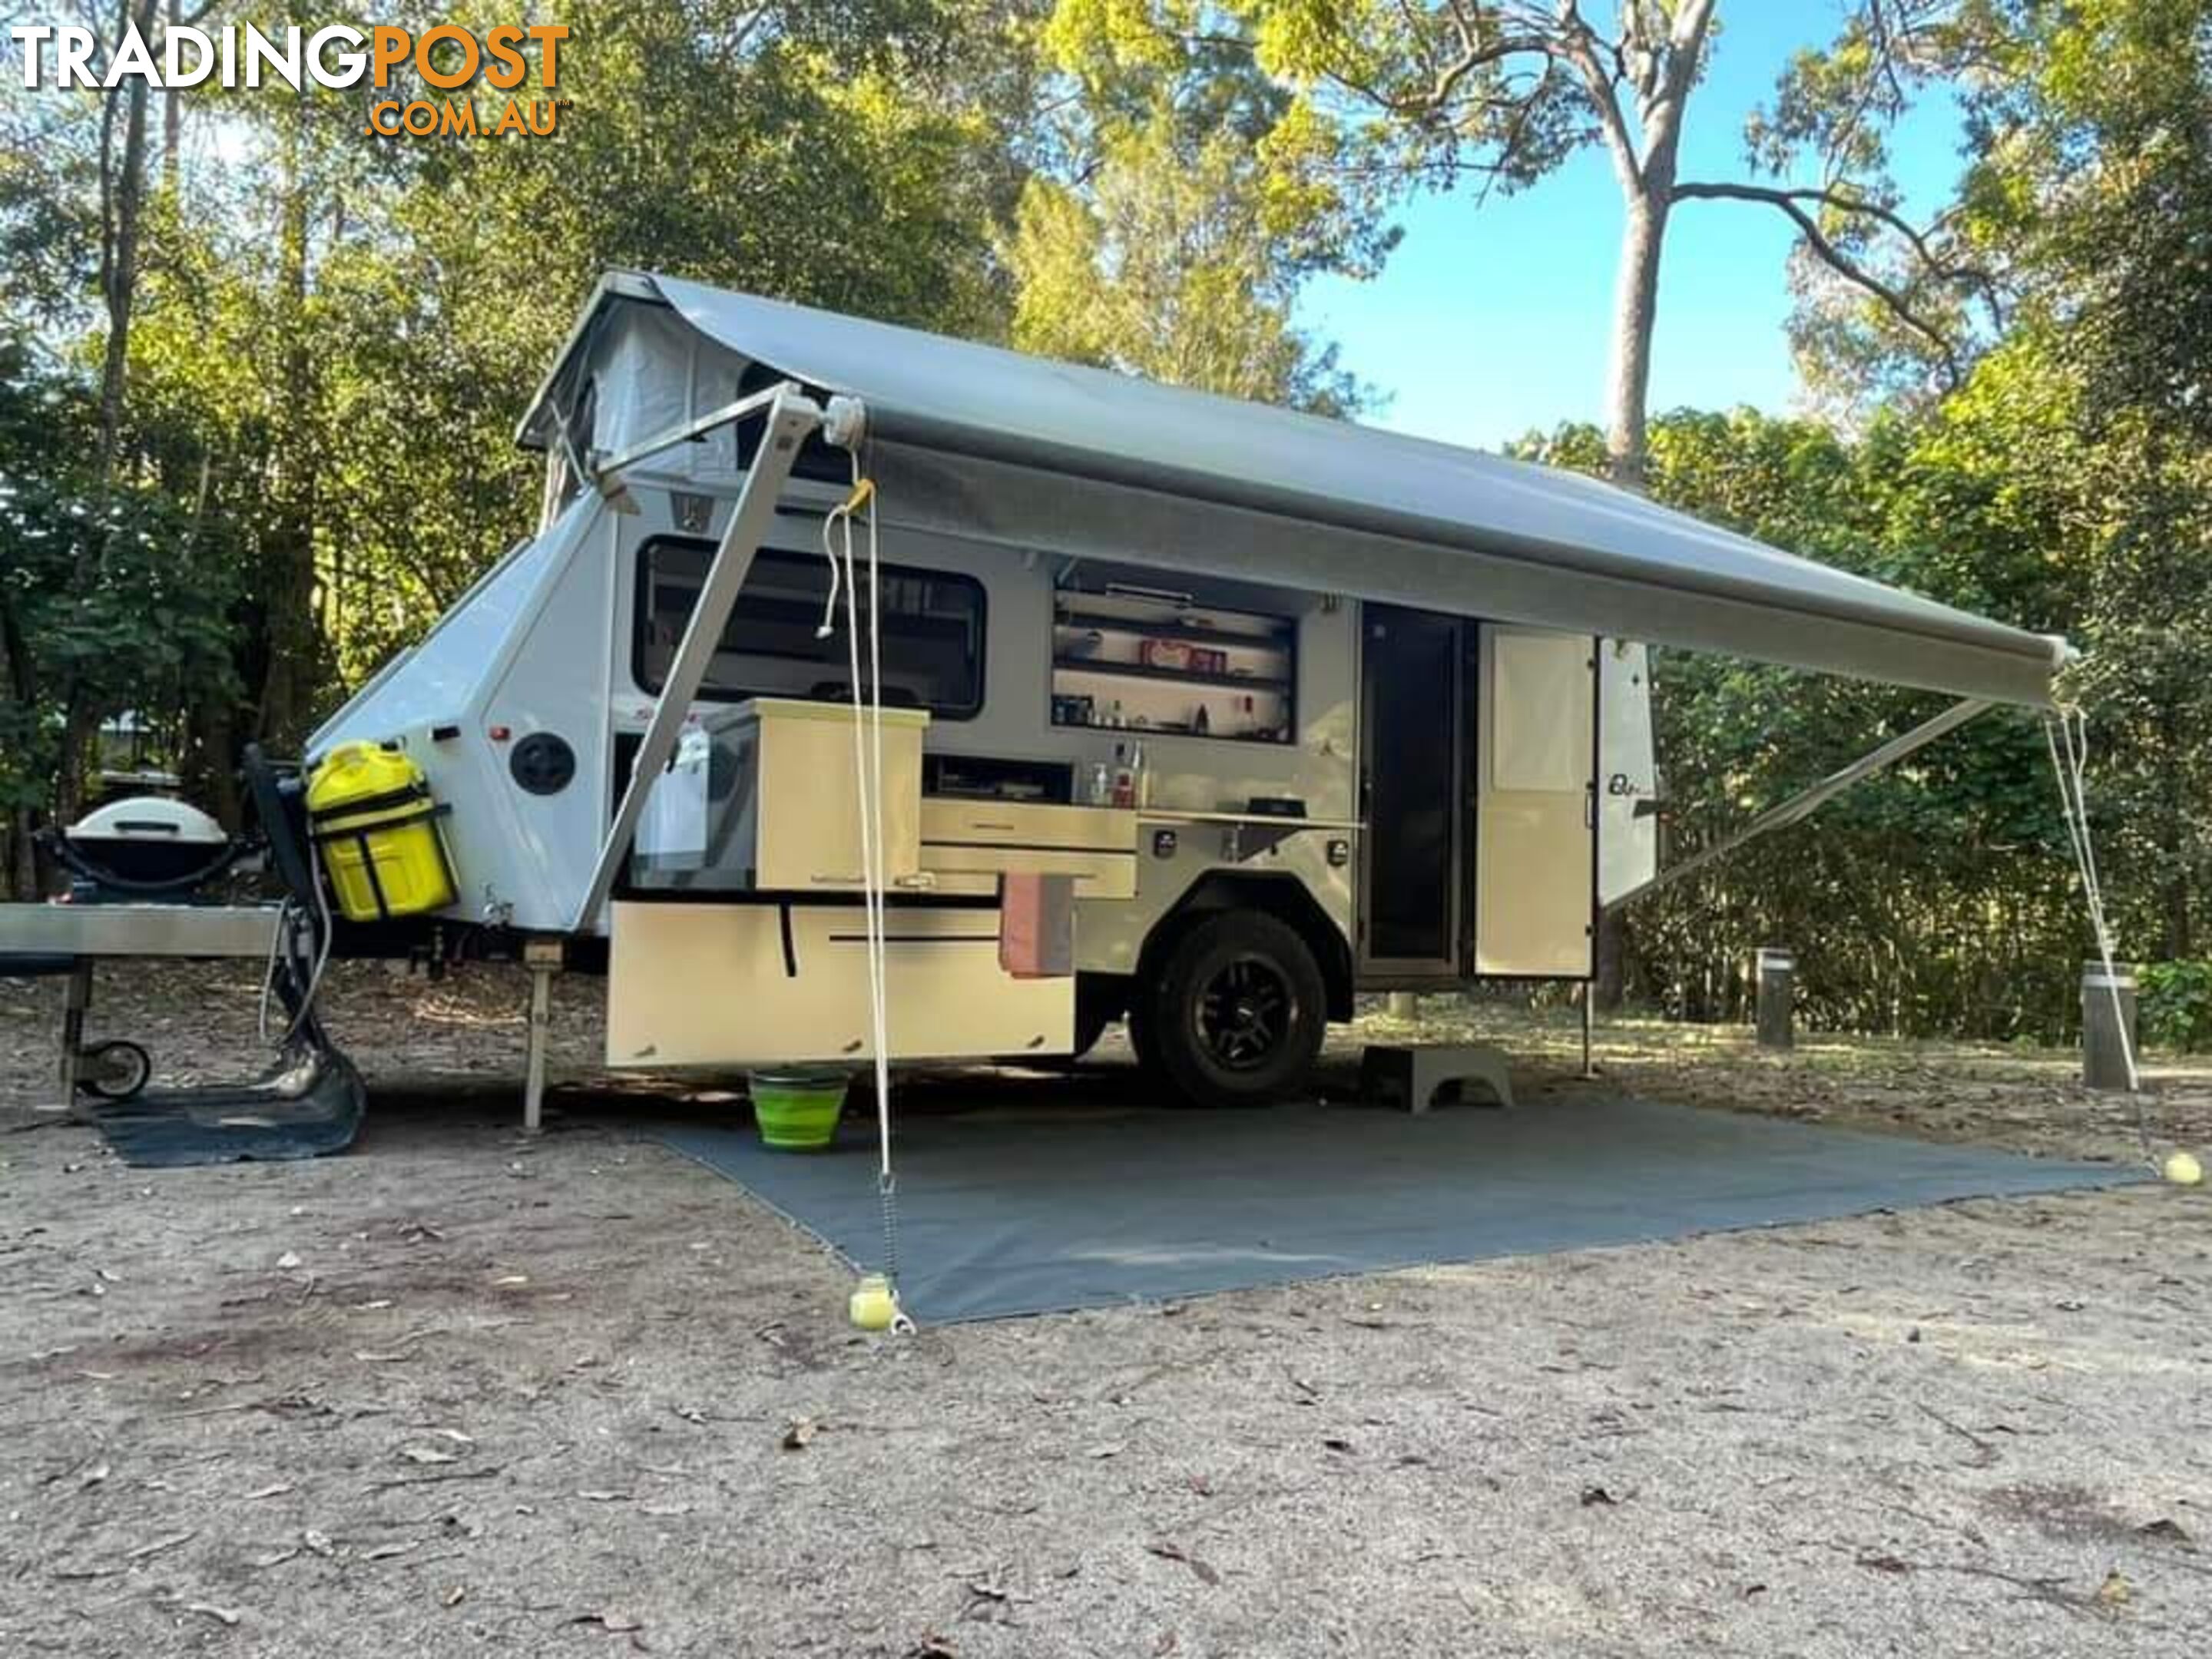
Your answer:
919,799 -> 1135,853
606,901 -> 1072,1067
918,844 -> 1136,900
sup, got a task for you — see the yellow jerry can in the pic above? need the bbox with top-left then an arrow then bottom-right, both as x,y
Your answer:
306,741 -> 457,922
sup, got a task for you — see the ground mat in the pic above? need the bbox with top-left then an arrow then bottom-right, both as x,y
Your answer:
84,1047 -> 367,1167
656,1092 -> 2133,1323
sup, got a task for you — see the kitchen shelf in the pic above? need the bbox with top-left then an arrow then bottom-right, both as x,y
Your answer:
1051,718 -> 1286,746
1053,611 -> 1293,650
1051,657 -> 1291,693
1051,584 -> 1296,747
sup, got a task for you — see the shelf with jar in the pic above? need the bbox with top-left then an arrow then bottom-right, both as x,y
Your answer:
1050,590 -> 1296,744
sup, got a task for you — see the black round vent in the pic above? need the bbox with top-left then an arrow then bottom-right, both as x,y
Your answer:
509,732 -> 576,796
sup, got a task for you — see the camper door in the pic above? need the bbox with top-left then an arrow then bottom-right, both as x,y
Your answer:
1474,626 -> 1597,978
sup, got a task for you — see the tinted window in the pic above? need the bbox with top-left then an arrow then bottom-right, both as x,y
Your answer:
635,538 -> 984,718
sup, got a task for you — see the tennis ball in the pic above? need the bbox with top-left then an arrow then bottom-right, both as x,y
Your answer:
849,1273 -> 899,1331
2162,1151 -> 2203,1187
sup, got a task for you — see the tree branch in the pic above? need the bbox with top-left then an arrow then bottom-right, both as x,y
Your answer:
1554,1 -> 1643,194
1671,179 -> 1965,382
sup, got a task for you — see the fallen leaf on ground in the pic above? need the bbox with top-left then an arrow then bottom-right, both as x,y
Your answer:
569,1611 -> 644,1632
363,1542 -> 416,1561
1144,1541 -> 1220,1586
184,1602 -> 242,1626
2098,1569 -> 2131,1608
244,1482 -> 293,1500
1580,1486 -> 1618,1507
781,1417 -> 818,1450
400,1446 -> 459,1465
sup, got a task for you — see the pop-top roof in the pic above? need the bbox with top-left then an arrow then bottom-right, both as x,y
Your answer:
521,273 -> 2067,707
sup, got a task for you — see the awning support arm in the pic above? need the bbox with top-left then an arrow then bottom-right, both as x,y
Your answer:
571,384 -> 830,930
590,382 -> 804,485
1612,696 -> 1995,908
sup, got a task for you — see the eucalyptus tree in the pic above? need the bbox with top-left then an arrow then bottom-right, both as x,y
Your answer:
1038,1 -> 1999,484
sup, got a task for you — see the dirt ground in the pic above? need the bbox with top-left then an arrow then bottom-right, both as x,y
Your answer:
2,962 -> 2209,1657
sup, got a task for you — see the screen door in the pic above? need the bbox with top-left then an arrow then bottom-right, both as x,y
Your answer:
1475,626 -> 1597,977
1358,605 -> 1463,975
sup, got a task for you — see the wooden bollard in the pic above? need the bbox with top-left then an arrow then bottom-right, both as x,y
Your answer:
1755,947 -> 1795,1051
2081,961 -> 2137,1091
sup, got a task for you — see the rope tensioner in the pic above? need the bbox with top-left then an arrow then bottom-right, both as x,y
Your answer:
822,452 -> 917,1330
2044,704 -> 2199,1184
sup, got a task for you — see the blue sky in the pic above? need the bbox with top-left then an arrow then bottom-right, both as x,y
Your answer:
1297,5 -> 1969,450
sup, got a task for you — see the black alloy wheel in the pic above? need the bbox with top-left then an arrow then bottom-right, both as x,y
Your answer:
1144,910 -> 1326,1108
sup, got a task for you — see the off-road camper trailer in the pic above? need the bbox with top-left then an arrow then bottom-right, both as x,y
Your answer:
3,271 -> 2070,1122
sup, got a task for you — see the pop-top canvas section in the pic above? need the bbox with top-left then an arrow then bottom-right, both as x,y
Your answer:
525,285 -> 856,520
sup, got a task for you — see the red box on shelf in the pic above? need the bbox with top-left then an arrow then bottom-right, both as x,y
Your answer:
1141,638 -> 1229,675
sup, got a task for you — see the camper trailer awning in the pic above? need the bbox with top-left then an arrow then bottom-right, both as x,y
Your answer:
531,273 -> 2069,707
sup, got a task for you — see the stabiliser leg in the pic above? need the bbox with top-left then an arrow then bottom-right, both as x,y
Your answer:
521,936 -> 563,1134
58,959 -> 91,1102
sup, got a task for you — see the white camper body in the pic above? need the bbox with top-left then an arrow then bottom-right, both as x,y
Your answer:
306,272 -> 2065,1107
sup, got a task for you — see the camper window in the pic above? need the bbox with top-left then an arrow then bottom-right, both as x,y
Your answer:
634,538 -> 985,717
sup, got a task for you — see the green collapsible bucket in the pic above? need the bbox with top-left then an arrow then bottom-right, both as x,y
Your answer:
749,1068 -> 850,1152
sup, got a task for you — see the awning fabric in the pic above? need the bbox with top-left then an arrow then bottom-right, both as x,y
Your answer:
611,276 -> 2069,705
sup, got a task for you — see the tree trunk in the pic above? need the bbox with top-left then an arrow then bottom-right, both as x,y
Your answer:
1605,190 -> 1668,492
184,696 -> 243,831
1592,191 -> 1669,1009
0,597 -> 41,897
255,91 -> 323,756
91,0 -> 159,507
2157,706 -> 2190,959
58,0 -> 163,830
161,0 -> 182,194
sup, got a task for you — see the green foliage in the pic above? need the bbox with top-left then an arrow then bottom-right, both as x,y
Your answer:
1518,398 -> 2121,1041
1024,1 -> 1387,407
0,337 -> 241,826
0,0 -> 1036,881
1490,0 -> 2212,1041
2138,961 -> 2212,1055
1008,102 -> 1369,410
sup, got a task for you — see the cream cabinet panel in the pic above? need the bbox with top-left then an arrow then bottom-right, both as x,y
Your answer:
606,901 -> 1072,1066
